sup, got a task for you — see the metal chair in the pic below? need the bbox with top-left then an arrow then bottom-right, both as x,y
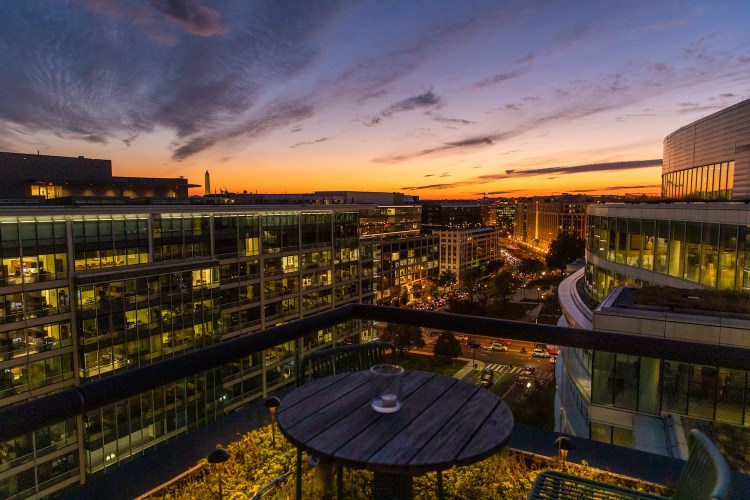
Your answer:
299,341 -> 397,384
528,429 -> 733,499
295,342 -> 397,500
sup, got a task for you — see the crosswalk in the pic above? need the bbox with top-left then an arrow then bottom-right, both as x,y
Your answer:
484,363 -> 525,375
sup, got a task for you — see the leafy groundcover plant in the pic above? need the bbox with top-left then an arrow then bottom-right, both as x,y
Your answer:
147,425 -> 670,499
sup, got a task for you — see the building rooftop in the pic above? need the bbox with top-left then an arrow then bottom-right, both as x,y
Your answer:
632,286 -> 750,316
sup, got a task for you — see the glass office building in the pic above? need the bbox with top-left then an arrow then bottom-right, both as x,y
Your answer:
585,204 -> 750,301
558,100 -> 750,454
0,205 -> 390,499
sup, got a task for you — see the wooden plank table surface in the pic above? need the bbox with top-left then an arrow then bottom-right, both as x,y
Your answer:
276,369 -> 513,497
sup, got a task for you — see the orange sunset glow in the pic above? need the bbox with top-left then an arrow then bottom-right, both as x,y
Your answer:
1,2 -> 748,199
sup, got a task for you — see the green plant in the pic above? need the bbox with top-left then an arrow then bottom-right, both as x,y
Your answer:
148,427 -> 670,499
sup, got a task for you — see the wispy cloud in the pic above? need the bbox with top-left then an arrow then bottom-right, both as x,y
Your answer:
428,114 -> 474,125
374,133 -> 516,163
291,137 -> 329,148
383,91 -> 441,115
401,159 -> 662,191
470,53 -> 534,89
498,159 -> 662,179
150,0 -> 228,37
366,91 -> 442,125
565,184 -> 661,193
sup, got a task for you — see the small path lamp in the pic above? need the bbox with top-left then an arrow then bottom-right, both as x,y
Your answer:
264,396 -> 282,448
207,446 -> 230,500
554,436 -> 575,472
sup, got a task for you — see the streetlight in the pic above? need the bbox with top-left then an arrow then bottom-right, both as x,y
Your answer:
554,436 -> 575,472
207,446 -> 230,500
264,396 -> 282,448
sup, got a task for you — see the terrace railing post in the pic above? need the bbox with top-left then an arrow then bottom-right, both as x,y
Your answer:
295,337 -> 302,387
295,448 -> 302,500
337,464 -> 343,499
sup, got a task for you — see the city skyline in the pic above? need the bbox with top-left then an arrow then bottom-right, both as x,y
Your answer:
1,1 -> 749,199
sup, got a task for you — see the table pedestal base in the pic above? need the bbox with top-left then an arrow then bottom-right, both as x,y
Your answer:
373,472 -> 413,500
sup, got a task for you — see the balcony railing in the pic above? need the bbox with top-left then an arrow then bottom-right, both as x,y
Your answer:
2,303 -> 750,444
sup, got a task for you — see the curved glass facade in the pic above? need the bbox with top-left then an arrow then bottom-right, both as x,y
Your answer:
662,161 -> 734,200
586,214 -> 750,300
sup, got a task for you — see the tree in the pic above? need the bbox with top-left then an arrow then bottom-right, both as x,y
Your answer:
381,323 -> 425,355
546,232 -> 585,271
422,279 -> 437,300
436,270 -> 457,290
486,258 -> 505,274
490,270 -> 516,304
460,264 -> 486,302
411,282 -> 423,300
519,257 -> 545,276
433,331 -> 462,363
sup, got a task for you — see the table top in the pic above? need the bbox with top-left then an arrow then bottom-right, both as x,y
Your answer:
276,369 -> 514,475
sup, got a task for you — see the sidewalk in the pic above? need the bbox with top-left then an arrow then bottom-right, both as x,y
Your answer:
453,358 -> 485,379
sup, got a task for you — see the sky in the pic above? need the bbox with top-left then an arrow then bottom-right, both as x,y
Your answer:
1,1 -> 749,199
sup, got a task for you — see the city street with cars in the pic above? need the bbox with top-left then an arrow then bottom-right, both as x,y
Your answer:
415,330 -> 557,406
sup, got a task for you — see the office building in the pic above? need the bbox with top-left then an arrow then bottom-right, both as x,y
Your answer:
420,201 -> 483,232
0,152 -> 195,201
557,101 -> 750,456
358,206 -> 438,306
662,100 -> 750,200
436,227 -> 501,283
0,204 -> 381,498
514,196 -> 589,253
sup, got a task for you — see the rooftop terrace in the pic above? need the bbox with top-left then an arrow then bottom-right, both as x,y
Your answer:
2,305 -> 749,498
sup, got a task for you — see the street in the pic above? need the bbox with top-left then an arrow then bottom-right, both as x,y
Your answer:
415,330 -> 556,406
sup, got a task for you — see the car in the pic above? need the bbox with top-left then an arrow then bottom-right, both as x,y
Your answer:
490,342 -> 508,351
514,377 -> 531,388
521,366 -> 536,376
427,331 -> 439,337
498,339 -> 511,346
457,335 -> 469,341
532,348 -> 550,358
479,367 -> 494,388
467,341 -> 481,349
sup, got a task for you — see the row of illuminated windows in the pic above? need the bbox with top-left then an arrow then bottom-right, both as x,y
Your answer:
587,216 -> 750,292
1,286 -> 70,322
1,321 -> 71,360
76,269 -> 219,309
78,290 -> 348,365
591,351 -> 750,426
585,264 -> 648,303
0,215 -> 351,279
662,161 -> 735,200
0,353 -> 74,398
0,451 -> 78,499
0,419 -> 76,477
72,216 -> 149,243
1,252 -> 68,286
80,323 -> 219,378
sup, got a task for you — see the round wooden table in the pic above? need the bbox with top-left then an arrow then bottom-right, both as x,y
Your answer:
276,369 -> 514,499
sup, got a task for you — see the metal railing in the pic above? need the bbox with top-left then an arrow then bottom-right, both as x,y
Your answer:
1,304 -> 749,443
